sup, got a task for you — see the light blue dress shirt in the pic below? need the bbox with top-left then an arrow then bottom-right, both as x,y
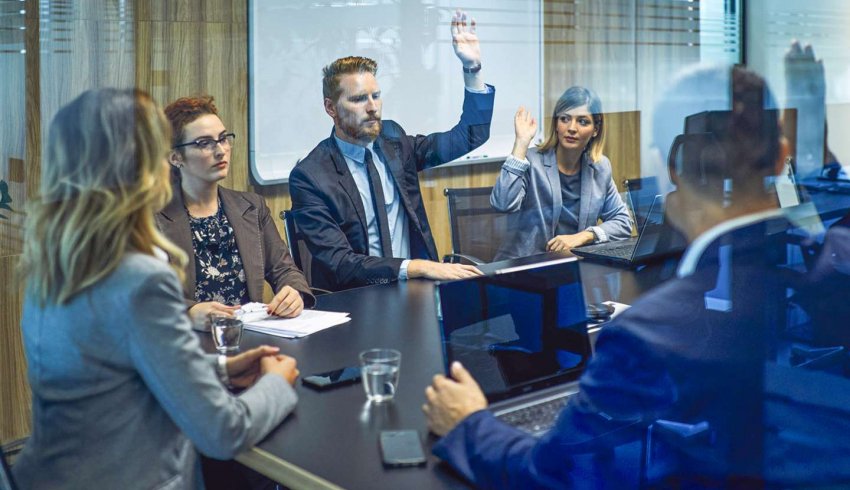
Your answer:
334,136 -> 412,279
335,86 -> 493,280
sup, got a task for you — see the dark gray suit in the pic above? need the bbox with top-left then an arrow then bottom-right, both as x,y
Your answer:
290,88 -> 495,291
156,186 -> 314,308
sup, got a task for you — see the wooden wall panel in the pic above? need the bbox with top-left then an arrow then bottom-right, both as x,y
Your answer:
0,0 -> 35,445
0,255 -> 30,445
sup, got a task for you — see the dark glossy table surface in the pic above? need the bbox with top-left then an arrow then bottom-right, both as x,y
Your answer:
231,253 -> 677,489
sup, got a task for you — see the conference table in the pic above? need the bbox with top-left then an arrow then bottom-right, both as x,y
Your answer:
217,252 -> 680,490
217,190 -> 850,489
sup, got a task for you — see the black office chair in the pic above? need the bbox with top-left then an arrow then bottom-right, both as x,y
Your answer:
279,210 -> 331,296
1,443 -> 18,490
443,187 -> 510,265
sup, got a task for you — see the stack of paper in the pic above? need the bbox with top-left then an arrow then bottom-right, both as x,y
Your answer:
240,309 -> 351,339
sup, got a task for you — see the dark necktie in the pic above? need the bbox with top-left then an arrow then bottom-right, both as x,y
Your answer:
364,149 -> 394,257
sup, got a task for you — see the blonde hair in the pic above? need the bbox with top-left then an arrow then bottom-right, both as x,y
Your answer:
537,86 -> 607,162
20,88 -> 187,305
322,56 -> 378,102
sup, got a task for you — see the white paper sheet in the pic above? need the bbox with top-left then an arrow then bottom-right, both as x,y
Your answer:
241,309 -> 351,339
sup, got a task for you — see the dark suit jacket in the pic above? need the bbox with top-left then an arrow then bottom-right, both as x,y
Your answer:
156,186 -> 314,308
433,215 -> 850,488
290,87 -> 495,291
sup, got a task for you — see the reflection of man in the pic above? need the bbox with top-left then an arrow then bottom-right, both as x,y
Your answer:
423,66 -> 850,487
290,10 -> 495,291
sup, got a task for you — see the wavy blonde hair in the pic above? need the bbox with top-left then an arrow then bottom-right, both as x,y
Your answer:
21,88 -> 187,305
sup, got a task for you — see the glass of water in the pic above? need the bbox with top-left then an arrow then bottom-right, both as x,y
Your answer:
359,348 -> 401,403
210,314 -> 243,355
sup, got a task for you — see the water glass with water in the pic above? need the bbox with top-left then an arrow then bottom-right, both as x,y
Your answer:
210,315 -> 243,354
359,349 -> 401,403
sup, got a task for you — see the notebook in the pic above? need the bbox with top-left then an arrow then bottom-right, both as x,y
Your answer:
435,257 -> 590,436
571,195 -> 687,266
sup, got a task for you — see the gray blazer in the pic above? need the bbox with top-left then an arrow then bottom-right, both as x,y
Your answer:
13,253 -> 297,489
156,186 -> 315,309
491,149 -> 632,260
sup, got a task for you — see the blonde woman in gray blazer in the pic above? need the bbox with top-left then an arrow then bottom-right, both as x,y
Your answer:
15,89 -> 300,489
491,87 -> 632,260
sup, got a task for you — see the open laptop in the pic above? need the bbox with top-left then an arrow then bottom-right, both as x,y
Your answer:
624,176 -> 660,231
572,195 -> 687,266
435,257 -> 590,436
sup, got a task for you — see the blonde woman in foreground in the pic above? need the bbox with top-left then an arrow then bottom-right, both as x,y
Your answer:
14,88 -> 298,489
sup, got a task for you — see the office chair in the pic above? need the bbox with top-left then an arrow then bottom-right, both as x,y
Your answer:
279,210 -> 331,296
1,444 -> 18,490
443,187 -> 510,265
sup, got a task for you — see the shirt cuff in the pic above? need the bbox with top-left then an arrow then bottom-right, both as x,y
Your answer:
586,225 -> 607,243
502,154 -> 531,175
215,354 -> 232,388
398,259 -> 411,280
465,85 -> 492,95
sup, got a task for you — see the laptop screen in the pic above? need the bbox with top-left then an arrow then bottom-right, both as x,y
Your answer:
631,194 -> 689,261
435,258 -> 590,403
625,176 -> 660,231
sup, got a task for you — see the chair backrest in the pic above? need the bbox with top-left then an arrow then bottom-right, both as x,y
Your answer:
444,187 -> 510,264
1,447 -> 17,490
280,210 -> 313,286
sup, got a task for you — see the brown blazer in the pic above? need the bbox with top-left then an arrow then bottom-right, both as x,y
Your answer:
156,186 -> 315,309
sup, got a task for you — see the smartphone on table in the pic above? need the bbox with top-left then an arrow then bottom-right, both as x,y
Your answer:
301,366 -> 362,390
379,430 -> 427,468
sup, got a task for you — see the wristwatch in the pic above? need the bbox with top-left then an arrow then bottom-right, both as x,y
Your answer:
462,62 -> 482,74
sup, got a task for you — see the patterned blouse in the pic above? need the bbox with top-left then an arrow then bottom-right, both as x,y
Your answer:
189,202 -> 250,305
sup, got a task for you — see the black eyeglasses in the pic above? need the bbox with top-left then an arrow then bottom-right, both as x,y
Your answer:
173,133 -> 236,152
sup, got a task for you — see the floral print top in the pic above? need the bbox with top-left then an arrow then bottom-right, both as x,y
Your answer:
189,202 -> 250,305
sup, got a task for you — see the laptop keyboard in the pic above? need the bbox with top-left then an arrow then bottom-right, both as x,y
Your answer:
577,241 -> 636,259
496,394 -> 571,435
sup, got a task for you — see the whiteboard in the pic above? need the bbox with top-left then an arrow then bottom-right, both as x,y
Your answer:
248,0 -> 542,184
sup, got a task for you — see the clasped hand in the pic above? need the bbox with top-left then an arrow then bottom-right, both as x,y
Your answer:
226,345 -> 299,388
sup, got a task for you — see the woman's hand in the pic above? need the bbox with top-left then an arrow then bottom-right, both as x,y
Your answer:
261,354 -> 300,386
226,345 -> 281,388
267,286 -> 304,318
546,231 -> 595,253
188,301 -> 239,330
511,106 -> 537,161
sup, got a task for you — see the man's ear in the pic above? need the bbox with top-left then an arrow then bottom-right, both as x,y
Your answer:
775,136 -> 792,176
324,98 -> 337,119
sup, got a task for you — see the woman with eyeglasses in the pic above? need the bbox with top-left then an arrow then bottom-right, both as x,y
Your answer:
15,88 -> 299,488
491,87 -> 632,259
157,95 -> 313,327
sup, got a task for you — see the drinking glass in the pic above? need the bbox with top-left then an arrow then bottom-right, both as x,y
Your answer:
210,315 -> 243,354
359,349 -> 401,403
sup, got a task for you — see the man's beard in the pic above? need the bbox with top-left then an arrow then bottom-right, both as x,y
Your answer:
339,116 -> 382,144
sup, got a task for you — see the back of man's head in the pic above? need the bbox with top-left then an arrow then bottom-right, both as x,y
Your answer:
322,56 -> 378,102
656,65 -> 782,203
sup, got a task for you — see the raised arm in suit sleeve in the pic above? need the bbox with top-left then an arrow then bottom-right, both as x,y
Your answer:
125,265 -> 296,459
289,166 -> 405,289
400,86 -> 495,171
490,154 -> 532,212
258,197 -> 316,307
